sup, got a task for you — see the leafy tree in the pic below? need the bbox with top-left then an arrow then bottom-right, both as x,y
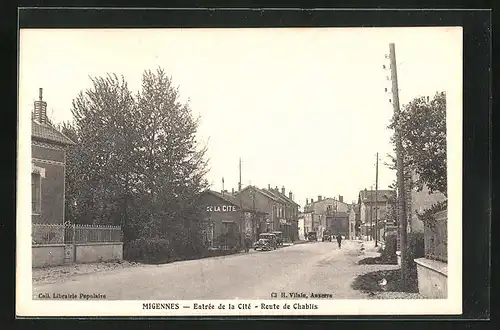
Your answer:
62,68 -> 209,255
389,92 -> 447,196
63,74 -> 137,231
134,68 -> 209,243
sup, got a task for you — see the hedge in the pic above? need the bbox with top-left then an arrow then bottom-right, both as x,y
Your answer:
124,237 -> 175,264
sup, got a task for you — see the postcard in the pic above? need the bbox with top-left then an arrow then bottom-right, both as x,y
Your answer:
17,25 -> 462,317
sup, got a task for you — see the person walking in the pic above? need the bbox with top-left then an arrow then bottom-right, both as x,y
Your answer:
244,235 -> 251,253
336,234 -> 342,249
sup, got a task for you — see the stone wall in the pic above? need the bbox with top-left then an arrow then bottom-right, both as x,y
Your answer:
414,257 -> 448,298
32,243 -> 123,268
32,244 -> 65,267
75,243 -> 123,264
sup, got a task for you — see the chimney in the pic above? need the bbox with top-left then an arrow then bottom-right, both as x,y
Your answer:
34,88 -> 48,124
282,186 -> 285,195
306,198 -> 309,205
318,195 -> 322,201
311,198 -> 314,203
339,195 -> 343,203
268,184 -> 271,190
289,191 -> 293,200
275,186 -> 279,192
231,188 -> 235,195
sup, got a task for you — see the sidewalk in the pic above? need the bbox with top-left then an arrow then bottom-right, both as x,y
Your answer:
339,240 -> 424,299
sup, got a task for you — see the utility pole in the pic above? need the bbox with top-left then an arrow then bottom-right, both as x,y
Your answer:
370,185 -> 373,241
239,158 -> 244,248
389,42 -> 408,283
375,152 -> 379,247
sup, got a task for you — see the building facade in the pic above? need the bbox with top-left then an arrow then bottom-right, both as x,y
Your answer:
236,185 -> 299,241
197,190 -> 266,248
348,203 -> 357,240
31,88 -> 75,226
407,172 -> 447,233
303,195 -> 349,238
358,189 -> 396,240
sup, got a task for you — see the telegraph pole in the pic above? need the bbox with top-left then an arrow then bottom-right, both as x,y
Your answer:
239,158 -> 244,247
375,152 -> 379,247
389,42 -> 408,283
370,185 -> 373,241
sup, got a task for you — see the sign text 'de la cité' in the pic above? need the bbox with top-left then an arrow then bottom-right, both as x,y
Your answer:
206,205 -> 238,212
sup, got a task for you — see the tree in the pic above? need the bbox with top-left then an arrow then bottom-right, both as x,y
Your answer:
62,74 -> 137,228
390,92 -> 447,196
62,68 -> 210,255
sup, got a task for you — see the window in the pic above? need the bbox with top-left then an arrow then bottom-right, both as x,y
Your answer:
31,173 -> 41,214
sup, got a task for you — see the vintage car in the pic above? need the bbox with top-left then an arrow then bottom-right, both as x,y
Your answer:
254,233 -> 277,251
307,231 -> 317,242
272,231 -> 284,247
322,231 -> 332,242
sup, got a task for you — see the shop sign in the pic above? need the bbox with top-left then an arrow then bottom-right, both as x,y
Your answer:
206,205 -> 238,212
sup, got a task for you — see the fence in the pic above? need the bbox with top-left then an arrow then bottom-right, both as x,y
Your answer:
65,224 -> 122,244
424,210 -> 447,262
33,223 -> 122,245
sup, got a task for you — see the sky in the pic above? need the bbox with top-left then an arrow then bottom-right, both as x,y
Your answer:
19,27 -> 462,209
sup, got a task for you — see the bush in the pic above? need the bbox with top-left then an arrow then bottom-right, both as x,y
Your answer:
381,233 -> 398,262
124,237 -> 174,264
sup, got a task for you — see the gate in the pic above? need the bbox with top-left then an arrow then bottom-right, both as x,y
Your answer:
63,221 -> 76,264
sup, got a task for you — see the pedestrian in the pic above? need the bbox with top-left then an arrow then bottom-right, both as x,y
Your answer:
244,235 -> 251,253
337,234 -> 342,249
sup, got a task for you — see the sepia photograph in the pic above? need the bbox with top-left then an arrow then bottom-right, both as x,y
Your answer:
17,24 -> 463,316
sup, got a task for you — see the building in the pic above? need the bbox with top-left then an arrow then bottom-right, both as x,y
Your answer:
31,89 -> 124,267
235,185 -> 299,242
297,212 -> 306,241
31,88 -> 75,225
347,203 -> 357,240
303,195 -> 349,238
358,189 -> 396,241
197,190 -> 266,248
407,172 -> 447,233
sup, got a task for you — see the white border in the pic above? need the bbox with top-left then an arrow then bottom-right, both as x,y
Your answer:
16,27 -> 463,317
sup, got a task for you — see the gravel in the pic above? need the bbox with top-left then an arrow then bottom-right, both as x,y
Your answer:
32,260 -> 141,284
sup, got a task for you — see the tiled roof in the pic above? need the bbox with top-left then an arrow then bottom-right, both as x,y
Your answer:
359,190 -> 395,203
263,188 -> 300,207
32,120 -> 75,146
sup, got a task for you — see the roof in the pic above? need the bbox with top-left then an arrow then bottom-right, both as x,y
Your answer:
237,186 -> 299,207
358,190 -> 395,204
32,120 -> 75,146
303,197 -> 348,213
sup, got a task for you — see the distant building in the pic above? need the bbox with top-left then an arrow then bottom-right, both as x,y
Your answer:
31,88 -> 75,226
358,189 -> 396,240
303,195 -> 349,238
297,212 -> 306,241
197,190 -> 266,247
347,203 -> 357,239
235,184 -> 299,241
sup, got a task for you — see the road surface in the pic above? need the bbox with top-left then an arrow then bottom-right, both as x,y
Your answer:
33,240 -> 392,300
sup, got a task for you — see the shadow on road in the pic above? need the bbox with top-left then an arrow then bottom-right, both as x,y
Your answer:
351,268 -> 419,293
